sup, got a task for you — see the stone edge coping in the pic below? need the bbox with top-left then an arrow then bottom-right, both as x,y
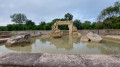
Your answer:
0,53 -> 120,67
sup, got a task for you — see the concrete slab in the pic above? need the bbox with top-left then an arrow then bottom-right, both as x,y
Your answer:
33,53 -> 83,67
33,54 -> 120,67
0,53 -> 42,67
103,35 -> 120,41
0,53 -> 7,57
0,53 -> 120,67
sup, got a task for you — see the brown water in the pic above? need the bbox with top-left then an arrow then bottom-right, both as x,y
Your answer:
0,35 -> 120,55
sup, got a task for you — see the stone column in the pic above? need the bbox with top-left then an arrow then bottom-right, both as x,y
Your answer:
68,23 -> 73,35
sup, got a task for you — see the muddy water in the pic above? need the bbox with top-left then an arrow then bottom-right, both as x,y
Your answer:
0,35 -> 120,55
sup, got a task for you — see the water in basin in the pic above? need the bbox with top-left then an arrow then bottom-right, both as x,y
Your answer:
0,35 -> 120,55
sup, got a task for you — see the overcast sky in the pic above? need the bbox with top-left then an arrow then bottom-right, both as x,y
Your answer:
0,0 -> 119,26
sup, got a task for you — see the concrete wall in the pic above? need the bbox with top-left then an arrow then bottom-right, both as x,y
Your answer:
78,29 -> 120,35
0,53 -> 120,67
0,30 -> 51,35
0,29 -> 120,35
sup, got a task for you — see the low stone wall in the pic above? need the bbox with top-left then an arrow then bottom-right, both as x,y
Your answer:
102,35 -> 120,41
0,29 -> 120,36
0,30 -> 51,35
78,29 -> 120,35
0,53 -> 120,67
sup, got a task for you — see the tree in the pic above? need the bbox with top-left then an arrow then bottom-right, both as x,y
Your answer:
81,21 -> 91,29
64,13 -> 73,20
98,1 -> 120,21
73,19 -> 81,29
91,22 -> 97,29
26,20 -> 35,26
38,21 -> 46,30
96,21 -> 103,29
10,13 -> 27,25
112,23 -> 120,29
97,1 -> 120,29
44,23 -> 52,30
51,18 -> 61,24
114,1 -> 120,7
39,21 -> 46,26
0,26 -> 8,31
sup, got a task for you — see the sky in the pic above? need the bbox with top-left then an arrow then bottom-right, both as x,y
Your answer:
0,0 -> 119,26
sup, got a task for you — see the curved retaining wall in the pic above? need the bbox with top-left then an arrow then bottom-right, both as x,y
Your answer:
0,29 -> 120,36
78,29 -> 120,35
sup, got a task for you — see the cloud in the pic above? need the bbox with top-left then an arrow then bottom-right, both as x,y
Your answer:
0,0 -> 119,26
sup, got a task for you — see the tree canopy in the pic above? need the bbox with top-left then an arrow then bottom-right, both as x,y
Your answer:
64,13 -> 73,21
98,1 -> 120,21
10,13 -> 28,25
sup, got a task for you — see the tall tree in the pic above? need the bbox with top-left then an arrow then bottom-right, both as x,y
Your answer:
26,20 -> 35,26
91,22 -> 97,29
38,21 -> 46,30
96,21 -> 103,29
114,1 -> 120,7
10,13 -> 27,25
81,21 -> 91,29
73,19 -> 81,29
98,1 -> 120,21
64,13 -> 73,21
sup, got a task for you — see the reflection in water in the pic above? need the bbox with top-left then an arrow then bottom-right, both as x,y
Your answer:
98,41 -> 120,55
87,40 -> 120,55
0,35 -> 120,55
49,35 -> 79,50
6,44 -> 32,53
87,42 -> 102,49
